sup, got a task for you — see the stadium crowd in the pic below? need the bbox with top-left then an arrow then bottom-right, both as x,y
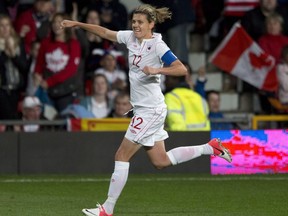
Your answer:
1,0 -> 288,131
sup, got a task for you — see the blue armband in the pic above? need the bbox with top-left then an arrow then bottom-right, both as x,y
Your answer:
161,50 -> 178,66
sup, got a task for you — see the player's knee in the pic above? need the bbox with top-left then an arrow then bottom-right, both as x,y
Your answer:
154,165 -> 165,170
151,161 -> 166,170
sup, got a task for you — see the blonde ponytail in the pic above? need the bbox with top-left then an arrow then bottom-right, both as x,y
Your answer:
134,4 -> 172,24
155,7 -> 172,24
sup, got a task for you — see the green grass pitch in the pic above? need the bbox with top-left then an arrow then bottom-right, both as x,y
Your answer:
0,174 -> 287,216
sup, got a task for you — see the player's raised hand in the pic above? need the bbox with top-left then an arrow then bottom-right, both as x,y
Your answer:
60,20 -> 78,29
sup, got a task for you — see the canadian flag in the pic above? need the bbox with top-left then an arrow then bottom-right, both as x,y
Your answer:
209,22 -> 278,92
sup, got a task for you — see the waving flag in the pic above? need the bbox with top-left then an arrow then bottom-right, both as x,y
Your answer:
209,22 -> 278,92
223,0 -> 259,17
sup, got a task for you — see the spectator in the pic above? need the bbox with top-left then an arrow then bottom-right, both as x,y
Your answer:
14,0 -> 53,55
0,14 -> 28,120
14,96 -> 44,132
95,52 -> 128,98
108,91 -> 132,118
79,74 -> 113,118
257,12 -> 288,113
75,9 -> 124,81
267,44 -> 288,113
277,44 -> 288,104
206,90 -> 235,130
258,12 -> 288,63
181,61 -> 207,98
34,12 -> 81,112
164,72 -> 210,131
241,0 -> 288,41
26,40 -> 41,96
14,95 -> 61,131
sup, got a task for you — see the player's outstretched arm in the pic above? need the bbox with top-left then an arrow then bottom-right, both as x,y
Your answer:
60,20 -> 118,42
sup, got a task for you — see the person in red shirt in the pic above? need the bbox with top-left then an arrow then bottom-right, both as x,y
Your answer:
257,12 -> 288,113
258,12 -> 288,63
34,12 -> 81,112
14,0 -> 53,55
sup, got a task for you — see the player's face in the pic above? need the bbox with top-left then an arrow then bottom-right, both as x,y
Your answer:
131,13 -> 154,42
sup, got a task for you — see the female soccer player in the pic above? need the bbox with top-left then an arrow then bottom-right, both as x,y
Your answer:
60,4 -> 232,216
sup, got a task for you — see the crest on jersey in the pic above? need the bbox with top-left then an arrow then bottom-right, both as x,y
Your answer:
146,45 -> 152,52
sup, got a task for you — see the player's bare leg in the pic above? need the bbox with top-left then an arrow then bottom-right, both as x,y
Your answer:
146,139 -> 231,168
145,140 -> 172,169
82,138 -> 142,216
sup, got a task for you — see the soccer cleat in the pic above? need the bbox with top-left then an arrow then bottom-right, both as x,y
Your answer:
208,138 -> 232,163
82,203 -> 113,216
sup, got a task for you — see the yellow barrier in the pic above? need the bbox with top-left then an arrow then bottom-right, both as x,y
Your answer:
81,118 -> 130,131
68,118 -> 131,131
252,115 -> 288,129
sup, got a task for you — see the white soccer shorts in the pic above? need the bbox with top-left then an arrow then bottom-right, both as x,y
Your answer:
125,105 -> 169,147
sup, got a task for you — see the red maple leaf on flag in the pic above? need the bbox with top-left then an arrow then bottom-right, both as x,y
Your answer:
248,52 -> 274,69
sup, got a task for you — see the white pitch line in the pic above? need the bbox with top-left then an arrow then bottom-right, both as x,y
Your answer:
1,176 -> 288,183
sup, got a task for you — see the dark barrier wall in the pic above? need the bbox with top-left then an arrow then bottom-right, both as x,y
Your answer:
0,133 -> 18,173
0,131 -> 211,174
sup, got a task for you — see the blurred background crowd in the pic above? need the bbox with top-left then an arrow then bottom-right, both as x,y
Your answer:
1,0 -> 288,132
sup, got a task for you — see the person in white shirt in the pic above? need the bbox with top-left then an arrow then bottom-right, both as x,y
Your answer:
277,45 -> 288,104
80,74 -> 113,118
60,4 -> 232,216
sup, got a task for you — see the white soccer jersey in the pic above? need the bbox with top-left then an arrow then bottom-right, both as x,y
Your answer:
117,30 -> 170,107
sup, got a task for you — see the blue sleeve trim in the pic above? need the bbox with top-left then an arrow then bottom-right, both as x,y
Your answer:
161,50 -> 178,66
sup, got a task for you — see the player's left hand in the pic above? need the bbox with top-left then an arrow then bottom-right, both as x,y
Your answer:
142,66 -> 159,75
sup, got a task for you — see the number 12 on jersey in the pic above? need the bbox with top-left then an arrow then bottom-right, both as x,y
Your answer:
132,54 -> 142,68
